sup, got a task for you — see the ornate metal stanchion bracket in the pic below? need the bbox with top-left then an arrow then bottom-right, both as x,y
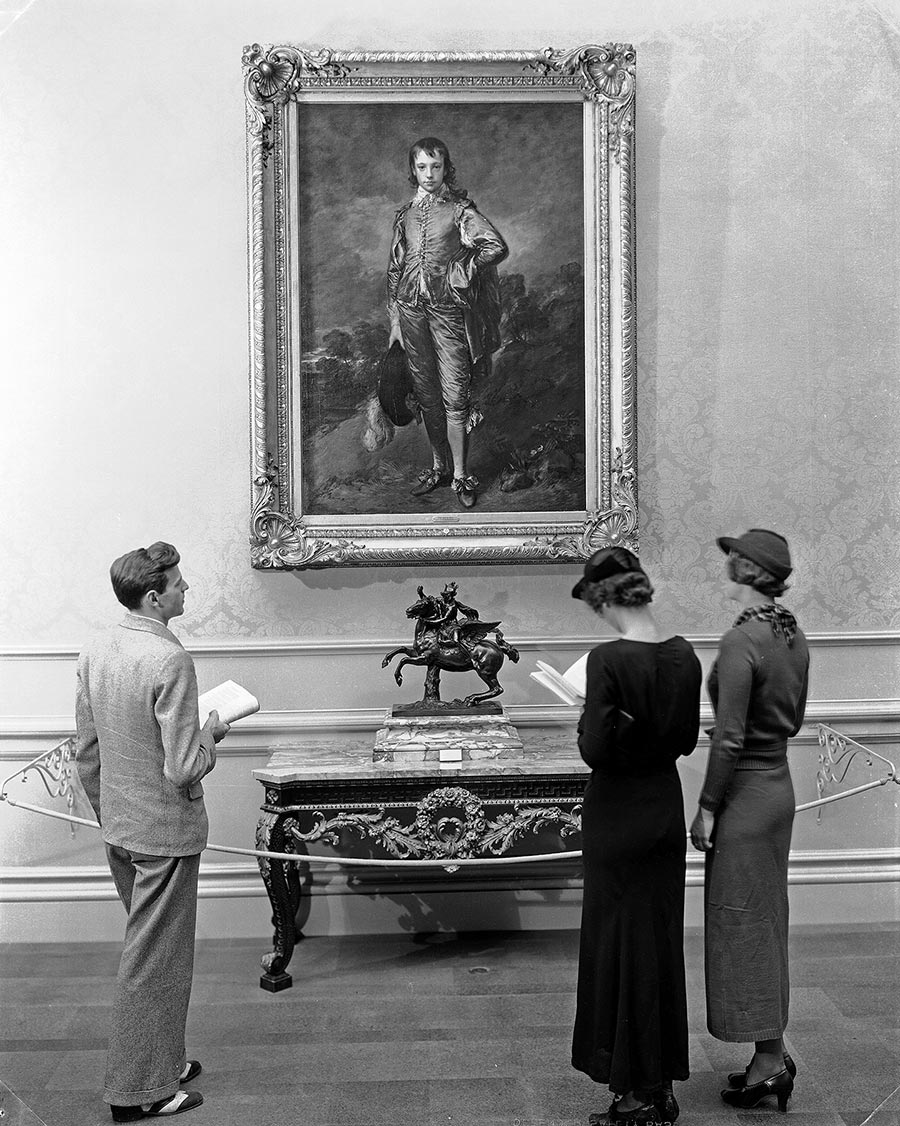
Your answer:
0,738 -> 82,837
809,724 -> 899,821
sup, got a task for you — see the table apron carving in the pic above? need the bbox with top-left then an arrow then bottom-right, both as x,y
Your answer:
284,789 -> 582,860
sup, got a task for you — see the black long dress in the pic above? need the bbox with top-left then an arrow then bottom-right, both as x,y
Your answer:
571,637 -> 702,1099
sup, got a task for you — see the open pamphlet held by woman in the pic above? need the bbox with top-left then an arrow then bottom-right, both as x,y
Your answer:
530,653 -> 589,705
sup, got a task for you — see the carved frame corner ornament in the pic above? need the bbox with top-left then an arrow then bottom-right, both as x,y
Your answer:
528,43 -> 636,157
244,44 -> 637,569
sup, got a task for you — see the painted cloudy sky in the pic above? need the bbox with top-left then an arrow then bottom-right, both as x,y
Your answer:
296,100 -> 584,340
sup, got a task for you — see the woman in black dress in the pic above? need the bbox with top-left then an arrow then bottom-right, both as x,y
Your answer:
571,548 -> 702,1125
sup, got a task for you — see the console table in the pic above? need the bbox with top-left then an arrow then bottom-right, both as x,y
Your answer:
253,728 -> 587,990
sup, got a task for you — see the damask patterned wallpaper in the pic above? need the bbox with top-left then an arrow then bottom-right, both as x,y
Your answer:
0,0 -> 897,650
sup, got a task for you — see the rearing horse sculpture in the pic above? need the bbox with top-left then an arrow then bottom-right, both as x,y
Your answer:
381,583 -> 520,708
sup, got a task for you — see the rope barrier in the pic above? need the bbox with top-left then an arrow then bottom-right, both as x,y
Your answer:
1,724 -> 897,871
0,793 -> 582,869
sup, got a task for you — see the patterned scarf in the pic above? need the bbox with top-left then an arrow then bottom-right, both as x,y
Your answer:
733,603 -> 798,646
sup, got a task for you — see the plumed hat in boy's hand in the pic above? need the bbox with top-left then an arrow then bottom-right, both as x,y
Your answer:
377,341 -> 416,426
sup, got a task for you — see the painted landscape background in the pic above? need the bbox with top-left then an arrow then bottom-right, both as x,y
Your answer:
296,100 -> 586,516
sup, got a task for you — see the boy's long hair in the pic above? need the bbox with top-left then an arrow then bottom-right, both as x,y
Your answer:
407,136 -> 459,191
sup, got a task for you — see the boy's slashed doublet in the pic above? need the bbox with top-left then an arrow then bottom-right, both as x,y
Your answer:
387,184 -> 507,371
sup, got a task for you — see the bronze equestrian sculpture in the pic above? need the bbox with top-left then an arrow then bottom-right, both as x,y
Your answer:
382,582 -> 519,708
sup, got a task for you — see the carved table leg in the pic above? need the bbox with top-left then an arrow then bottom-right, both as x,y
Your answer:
256,809 -> 304,991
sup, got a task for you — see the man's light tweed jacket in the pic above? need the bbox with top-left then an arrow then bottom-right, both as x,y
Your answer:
75,613 -> 216,856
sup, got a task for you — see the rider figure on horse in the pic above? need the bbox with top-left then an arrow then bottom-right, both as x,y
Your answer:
382,583 -> 520,709
435,582 -> 480,651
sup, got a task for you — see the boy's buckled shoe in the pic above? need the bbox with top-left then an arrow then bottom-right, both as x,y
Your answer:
452,475 -> 478,508
410,468 -> 451,496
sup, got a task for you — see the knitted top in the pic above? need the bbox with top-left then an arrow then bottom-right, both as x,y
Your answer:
699,616 -> 810,812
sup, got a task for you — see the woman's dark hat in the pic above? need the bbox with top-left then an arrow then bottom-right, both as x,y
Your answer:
572,546 -> 645,599
717,528 -> 792,580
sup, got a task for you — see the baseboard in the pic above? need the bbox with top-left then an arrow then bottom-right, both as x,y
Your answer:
2,862 -> 898,944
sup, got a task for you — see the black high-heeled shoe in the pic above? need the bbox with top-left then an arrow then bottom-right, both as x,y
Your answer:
655,1082 -> 679,1123
588,1097 -> 620,1125
589,1097 -> 662,1125
721,1067 -> 793,1112
727,1051 -> 796,1088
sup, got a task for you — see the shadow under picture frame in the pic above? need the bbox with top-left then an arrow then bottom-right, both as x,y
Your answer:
243,45 -> 637,569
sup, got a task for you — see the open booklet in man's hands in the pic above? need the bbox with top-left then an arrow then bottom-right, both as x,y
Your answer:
198,680 -> 260,726
530,653 -> 589,705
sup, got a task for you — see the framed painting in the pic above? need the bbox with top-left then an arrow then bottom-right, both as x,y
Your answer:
243,45 -> 637,568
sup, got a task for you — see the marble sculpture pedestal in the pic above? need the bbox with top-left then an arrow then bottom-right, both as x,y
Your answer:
373,707 -> 524,763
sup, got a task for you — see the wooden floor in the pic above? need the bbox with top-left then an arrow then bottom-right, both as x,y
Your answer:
1,925 -> 898,1126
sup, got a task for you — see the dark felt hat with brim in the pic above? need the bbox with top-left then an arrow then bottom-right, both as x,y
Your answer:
377,341 -> 416,426
572,546 -> 646,599
717,528 -> 793,581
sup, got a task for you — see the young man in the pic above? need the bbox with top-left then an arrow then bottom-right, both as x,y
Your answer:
387,136 -> 508,508
75,542 -> 229,1121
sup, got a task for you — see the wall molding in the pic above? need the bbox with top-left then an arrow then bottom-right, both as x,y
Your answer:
1,699 -> 898,757
1,630 -> 899,661
2,848 -> 899,903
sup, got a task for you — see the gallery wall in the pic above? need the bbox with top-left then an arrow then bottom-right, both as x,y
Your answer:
1,0 -> 897,940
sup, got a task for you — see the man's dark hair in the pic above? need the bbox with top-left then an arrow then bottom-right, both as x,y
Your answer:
110,542 -> 180,610
407,136 -> 458,189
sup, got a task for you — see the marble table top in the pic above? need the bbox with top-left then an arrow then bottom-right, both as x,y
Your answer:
253,727 -> 588,785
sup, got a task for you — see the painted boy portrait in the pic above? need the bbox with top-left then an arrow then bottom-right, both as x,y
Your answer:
297,101 -> 586,516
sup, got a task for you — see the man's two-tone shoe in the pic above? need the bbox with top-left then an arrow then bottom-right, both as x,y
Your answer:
179,1061 -> 202,1084
111,1090 -> 203,1121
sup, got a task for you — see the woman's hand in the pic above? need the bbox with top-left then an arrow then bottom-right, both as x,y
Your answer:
388,324 -> 404,349
690,807 -> 715,851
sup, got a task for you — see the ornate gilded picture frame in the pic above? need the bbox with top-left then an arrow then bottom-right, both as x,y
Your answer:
243,45 -> 636,568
